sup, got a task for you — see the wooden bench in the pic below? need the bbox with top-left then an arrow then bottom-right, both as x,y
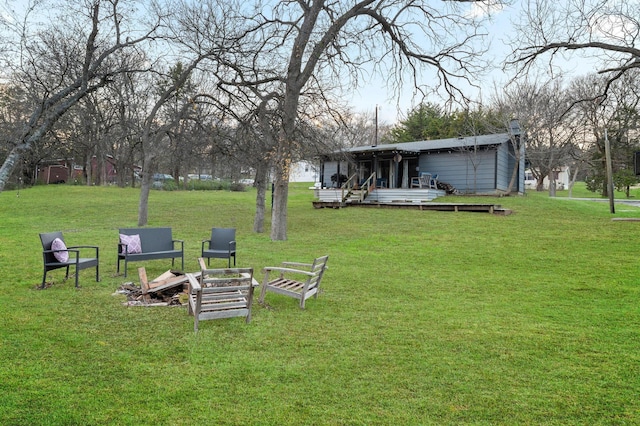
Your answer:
186,264 -> 256,331
117,227 -> 184,277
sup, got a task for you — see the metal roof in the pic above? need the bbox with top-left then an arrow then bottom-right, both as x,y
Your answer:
344,133 -> 511,154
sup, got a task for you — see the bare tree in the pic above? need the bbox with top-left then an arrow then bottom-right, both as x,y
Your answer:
510,0 -> 640,99
137,59 -> 215,226
0,0 -> 161,192
493,79 -> 576,196
183,0 -> 496,240
508,1 -> 640,196
102,71 -> 147,188
0,83 -> 37,185
569,72 -> 640,196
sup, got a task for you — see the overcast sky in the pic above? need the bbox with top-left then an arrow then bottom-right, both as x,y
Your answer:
1,0 -> 606,127
343,2 -> 521,125
345,0 -> 603,126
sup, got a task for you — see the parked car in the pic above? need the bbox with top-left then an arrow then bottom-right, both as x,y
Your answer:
152,173 -> 174,189
187,174 -> 213,181
153,173 -> 174,181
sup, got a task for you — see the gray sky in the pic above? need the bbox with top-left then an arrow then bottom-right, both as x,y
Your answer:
347,0 -> 604,125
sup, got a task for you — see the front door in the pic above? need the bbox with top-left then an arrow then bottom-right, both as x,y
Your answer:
378,159 -> 391,188
359,160 -> 372,185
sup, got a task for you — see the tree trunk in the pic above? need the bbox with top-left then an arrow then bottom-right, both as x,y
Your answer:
253,162 -> 269,233
568,165 -> 580,198
85,156 -> 93,186
138,154 -> 154,226
99,155 -> 107,185
0,125 -> 49,192
270,152 -> 290,241
548,176 -> 556,197
506,139 -> 521,195
0,145 -> 26,192
270,175 -> 289,240
601,157 -> 608,197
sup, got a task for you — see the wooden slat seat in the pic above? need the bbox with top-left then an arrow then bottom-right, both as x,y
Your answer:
267,278 -> 306,292
259,255 -> 329,309
187,260 -> 255,331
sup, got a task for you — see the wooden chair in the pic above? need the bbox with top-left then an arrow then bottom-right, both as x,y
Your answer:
411,172 -> 438,188
186,259 -> 254,331
259,255 -> 329,309
40,231 -> 99,288
201,228 -> 236,267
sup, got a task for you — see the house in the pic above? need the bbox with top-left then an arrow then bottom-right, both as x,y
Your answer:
316,131 -> 525,204
289,160 -> 319,183
72,155 -> 119,184
36,155 -> 122,184
525,166 -> 570,190
36,160 -> 69,184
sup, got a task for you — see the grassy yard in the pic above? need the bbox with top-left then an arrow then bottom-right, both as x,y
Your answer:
1,183 -> 638,425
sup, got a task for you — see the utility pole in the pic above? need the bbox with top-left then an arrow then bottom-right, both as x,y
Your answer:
374,104 -> 378,147
605,128 -> 615,214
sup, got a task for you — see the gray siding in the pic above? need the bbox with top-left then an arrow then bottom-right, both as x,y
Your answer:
325,133 -> 525,195
501,142 -> 525,193
322,161 -> 338,188
419,150 -> 497,194
322,161 -> 349,187
496,144 -> 509,191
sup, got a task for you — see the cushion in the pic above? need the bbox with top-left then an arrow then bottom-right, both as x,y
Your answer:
120,234 -> 142,254
51,238 -> 69,263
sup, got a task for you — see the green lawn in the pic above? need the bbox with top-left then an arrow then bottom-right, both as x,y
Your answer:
1,183 -> 638,425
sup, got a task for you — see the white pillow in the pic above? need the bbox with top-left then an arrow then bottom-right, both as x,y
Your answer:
51,238 -> 69,262
120,234 -> 142,254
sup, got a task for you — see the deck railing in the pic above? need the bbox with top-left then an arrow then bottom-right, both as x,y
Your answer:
341,172 -> 376,203
340,173 -> 357,202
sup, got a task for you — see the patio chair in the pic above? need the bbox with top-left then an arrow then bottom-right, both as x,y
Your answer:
411,172 -> 432,188
40,231 -> 99,288
201,227 -> 236,267
187,262 -> 255,331
430,174 -> 439,189
259,255 -> 329,309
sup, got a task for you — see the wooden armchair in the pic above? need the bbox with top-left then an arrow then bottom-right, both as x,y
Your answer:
40,231 -> 99,288
186,259 -> 255,331
411,172 -> 432,188
259,255 -> 329,309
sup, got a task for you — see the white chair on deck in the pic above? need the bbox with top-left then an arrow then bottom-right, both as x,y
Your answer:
411,172 -> 432,188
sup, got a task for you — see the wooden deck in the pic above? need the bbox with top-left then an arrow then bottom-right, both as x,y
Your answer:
312,188 -> 512,215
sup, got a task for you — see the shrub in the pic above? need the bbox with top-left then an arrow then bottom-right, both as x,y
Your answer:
613,168 -> 638,197
229,182 -> 246,192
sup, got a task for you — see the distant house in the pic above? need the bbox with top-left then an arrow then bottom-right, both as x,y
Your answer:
525,166 -> 570,190
37,155 -> 121,185
289,160 -> 319,183
37,160 -> 70,184
319,132 -> 525,195
78,155 -> 118,184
